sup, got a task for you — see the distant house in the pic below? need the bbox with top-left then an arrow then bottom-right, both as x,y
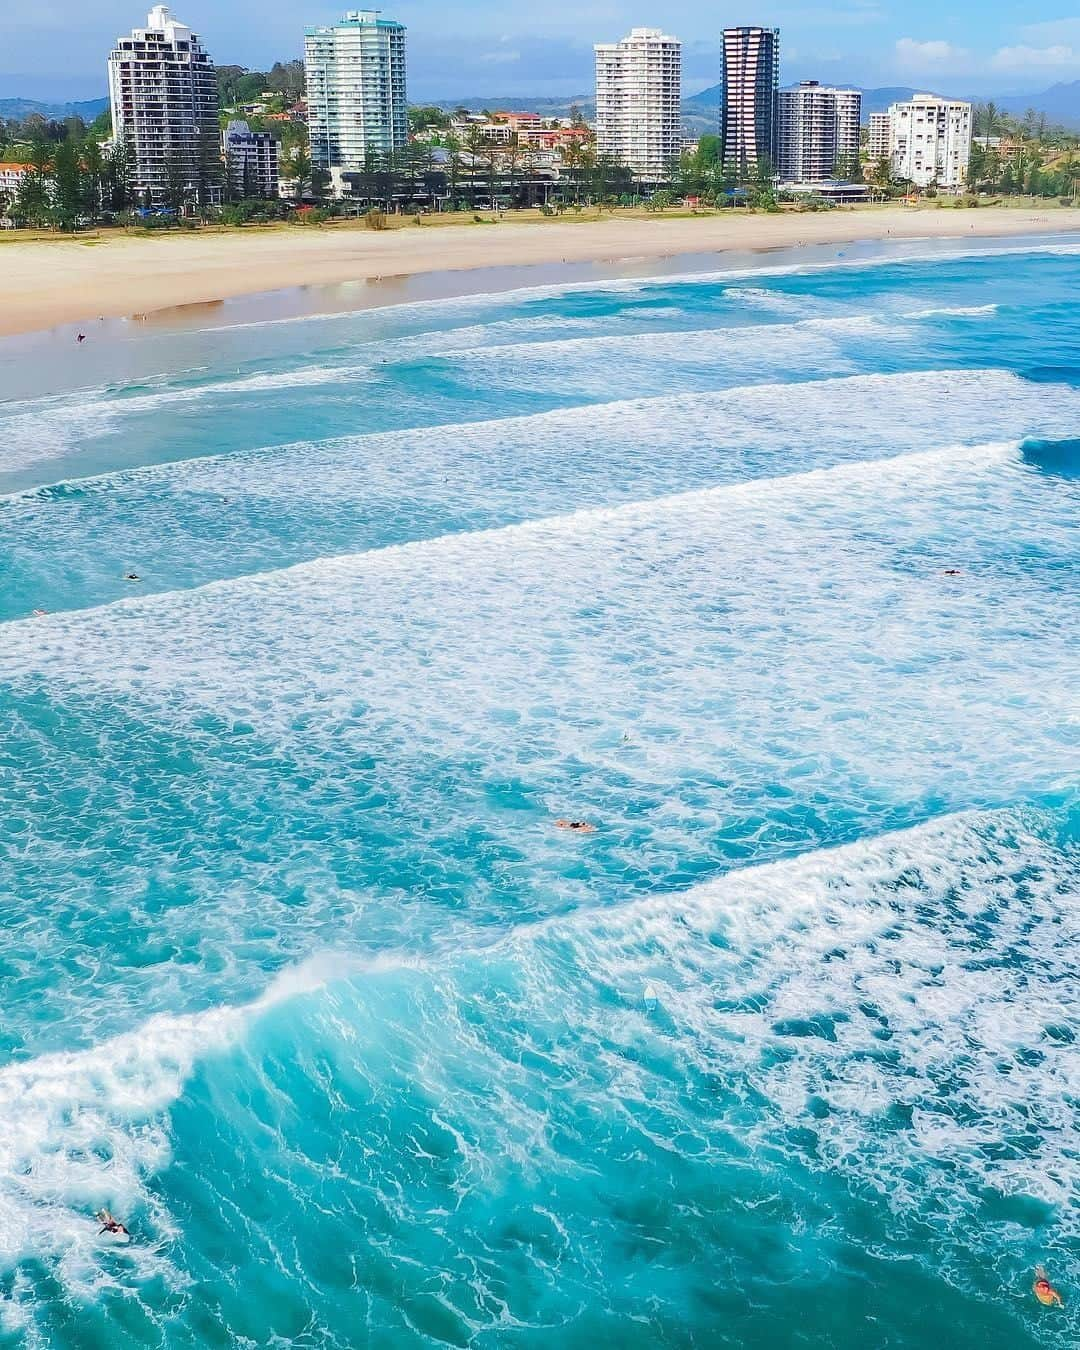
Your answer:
0,163 -> 31,197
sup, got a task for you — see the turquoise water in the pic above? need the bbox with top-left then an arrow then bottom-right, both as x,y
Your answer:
0,238 -> 1077,1347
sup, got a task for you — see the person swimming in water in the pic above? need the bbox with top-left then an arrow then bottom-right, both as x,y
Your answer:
97,1209 -> 130,1237
124,572 -> 141,582
1033,1267 -> 1064,1307
76,334 -> 86,344
555,819 -> 596,833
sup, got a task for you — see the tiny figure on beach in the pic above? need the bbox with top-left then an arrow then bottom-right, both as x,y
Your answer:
97,1209 -> 130,1238
1033,1267 -> 1064,1307
124,572 -> 141,582
555,819 -> 596,833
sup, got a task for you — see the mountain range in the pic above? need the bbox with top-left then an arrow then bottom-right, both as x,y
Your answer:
3,80 -> 1078,130
687,80 -> 1080,127
0,96 -> 109,122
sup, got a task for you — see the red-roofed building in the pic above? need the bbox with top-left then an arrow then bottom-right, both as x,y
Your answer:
0,163 -> 31,196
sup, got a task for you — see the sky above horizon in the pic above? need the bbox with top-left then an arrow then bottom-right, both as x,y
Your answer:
1,1 -> 1077,102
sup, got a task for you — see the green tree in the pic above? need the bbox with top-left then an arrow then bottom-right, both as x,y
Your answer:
409,105 -> 452,133
101,140 -> 131,212
285,146 -> 312,200
51,137 -> 83,229
161,150 -> 189,212
81,136 -> 104,217
14,136 -> 53,226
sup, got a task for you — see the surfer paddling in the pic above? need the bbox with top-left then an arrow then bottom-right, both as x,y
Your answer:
1033,1267 -> 1064,1307
97,1209 -> 130,1238
555,819 -> 596,833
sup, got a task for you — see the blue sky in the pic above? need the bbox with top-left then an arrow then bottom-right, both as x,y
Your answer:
2,1 -> 1078,101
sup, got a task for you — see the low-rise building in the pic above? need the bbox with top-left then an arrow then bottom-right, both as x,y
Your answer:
223,119 -> 280,198
0,163 -> 31,198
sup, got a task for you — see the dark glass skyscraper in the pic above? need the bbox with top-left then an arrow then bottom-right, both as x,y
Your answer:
721,26 -> 780,177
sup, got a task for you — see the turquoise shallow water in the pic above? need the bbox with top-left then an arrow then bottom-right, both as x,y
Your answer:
0,238 -> 1077,1347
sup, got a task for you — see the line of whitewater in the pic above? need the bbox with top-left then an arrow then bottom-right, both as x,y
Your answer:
0,440 -> 1016,633
0,802 -> 1064,1120
0,307 -> 901,421
0,368 -> 1021,504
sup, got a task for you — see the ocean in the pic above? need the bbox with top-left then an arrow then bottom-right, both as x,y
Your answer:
0,236 -> 1077,1348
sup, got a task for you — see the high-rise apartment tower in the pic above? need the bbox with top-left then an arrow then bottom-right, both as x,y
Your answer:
595,27 -> 683,180
108,5 -> 221,205
777,81 -> 861,183
304,10 -> 408,197
721,26 -> 780,176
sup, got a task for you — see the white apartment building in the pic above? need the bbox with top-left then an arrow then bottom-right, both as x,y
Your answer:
304,10 -> 408,197
722,26 -> 780,175
223,120 -> 280,199
0,163 -> 30,199
889,94 -> 972,190
776,81 -> 861,183
595,27 -> 683,181
108,5 -> 221,205
868,112 -> 892,161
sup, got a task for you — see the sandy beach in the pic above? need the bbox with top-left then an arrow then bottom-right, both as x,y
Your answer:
1,205 -> 1078,337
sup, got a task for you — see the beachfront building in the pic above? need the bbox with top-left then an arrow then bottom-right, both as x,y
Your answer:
223,120 -> 280,199
304,10 -> 408,198
107,4 -> 222,206
721,26 -> 780,177
594,27 -> 683,182
889,94 -> 972,190
868,112 -> 892,162
776,81 -> 861,183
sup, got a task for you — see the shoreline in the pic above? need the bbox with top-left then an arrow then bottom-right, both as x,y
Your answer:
2,206 -> 1079,339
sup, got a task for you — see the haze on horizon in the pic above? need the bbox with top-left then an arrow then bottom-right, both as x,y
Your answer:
1,0 -> 1077,103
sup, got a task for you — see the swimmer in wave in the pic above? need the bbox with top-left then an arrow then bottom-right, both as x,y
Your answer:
555,819 -> 596,833
1033,1267 -> 1063,1307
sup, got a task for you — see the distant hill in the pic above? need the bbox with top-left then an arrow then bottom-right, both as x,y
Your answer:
995,81 -> 1080,128
0,96 -> 109,122
685,83 -> 918,117
429,95 -> 594,116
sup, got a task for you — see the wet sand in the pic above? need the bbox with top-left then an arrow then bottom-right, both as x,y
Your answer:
2,206 -> 1078,338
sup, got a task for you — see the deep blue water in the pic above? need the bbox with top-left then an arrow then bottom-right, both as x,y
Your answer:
0,238 -> 1077,1348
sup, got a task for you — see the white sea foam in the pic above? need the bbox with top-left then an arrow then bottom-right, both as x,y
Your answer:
2,438 -> 1074,826
905,303 -> 1000,319
8,367 -> 1077,508
3,807 -> 1075,1332
0,952 -> 390,1285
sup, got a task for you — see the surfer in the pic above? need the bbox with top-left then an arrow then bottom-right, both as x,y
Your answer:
76,334 -> 86,344
1033,1268 -> 1064,1307
555,819 -> 596,833
97,1210 -> 130,1238
124,572 -> 141,582
943,569 -> 962,576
